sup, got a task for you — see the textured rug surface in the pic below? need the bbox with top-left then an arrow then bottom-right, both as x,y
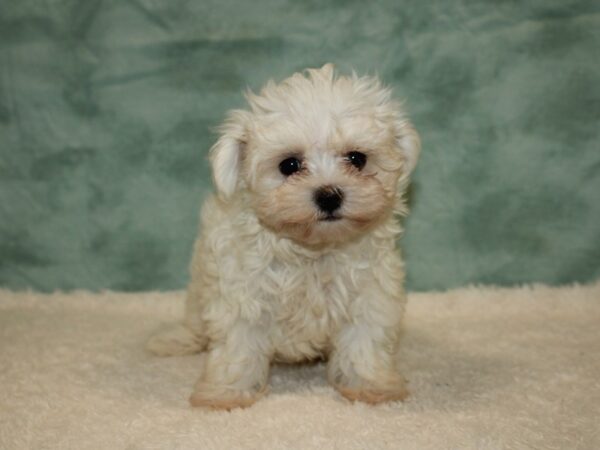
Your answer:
1,283 -> 599,449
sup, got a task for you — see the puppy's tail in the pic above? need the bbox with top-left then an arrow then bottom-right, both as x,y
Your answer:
146,324 -> 207,357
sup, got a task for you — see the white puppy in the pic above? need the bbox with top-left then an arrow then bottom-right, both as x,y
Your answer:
147,64 -> 420,409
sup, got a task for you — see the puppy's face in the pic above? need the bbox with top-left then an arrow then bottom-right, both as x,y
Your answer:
210,64 -> 420,247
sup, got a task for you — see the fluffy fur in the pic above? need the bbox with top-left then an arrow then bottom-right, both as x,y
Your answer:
147,64 -> 421,409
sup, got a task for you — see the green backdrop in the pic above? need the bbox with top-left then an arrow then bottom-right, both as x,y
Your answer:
1,0 -> 599,292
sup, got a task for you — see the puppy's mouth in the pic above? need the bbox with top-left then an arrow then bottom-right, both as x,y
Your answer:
319,214 -> 342,222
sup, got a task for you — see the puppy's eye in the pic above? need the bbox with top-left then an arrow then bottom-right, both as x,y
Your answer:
279,157 -> 302,176
346,151 -> 367,170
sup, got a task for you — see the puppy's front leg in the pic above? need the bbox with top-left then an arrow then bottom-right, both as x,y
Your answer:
328,286 -> 408,404
189,319 -> 272,410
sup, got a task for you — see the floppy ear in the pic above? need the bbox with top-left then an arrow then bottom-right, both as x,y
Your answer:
209,110 -> 249,200
395,119 -> 421,177
360,76 -> 421,177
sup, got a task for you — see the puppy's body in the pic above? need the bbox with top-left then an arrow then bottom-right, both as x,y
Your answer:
187,193 -> 405,362
147,64 -> 420,409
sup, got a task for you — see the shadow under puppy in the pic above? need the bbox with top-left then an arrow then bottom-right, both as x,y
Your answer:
147,64 -> 421,410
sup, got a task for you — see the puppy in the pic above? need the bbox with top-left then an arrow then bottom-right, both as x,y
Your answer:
147,64 -> 420,409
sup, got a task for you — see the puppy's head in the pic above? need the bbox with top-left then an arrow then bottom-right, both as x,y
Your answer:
210,64 -> 420,246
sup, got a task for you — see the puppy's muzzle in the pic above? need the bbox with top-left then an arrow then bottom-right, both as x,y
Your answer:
314,186 -> 344,217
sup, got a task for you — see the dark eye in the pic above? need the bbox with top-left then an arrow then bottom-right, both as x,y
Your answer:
279,157 -> 302,176
346,151 -> 367,170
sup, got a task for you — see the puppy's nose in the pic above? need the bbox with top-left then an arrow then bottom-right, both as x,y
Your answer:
314,186 -> 344,213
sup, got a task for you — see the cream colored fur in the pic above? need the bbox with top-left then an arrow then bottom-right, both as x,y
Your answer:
147,64 -> 420,409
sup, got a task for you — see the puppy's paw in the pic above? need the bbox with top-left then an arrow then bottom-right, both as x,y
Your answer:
333,374 -> 409,405
335,383 -> 408,404
189,382 -> 266,410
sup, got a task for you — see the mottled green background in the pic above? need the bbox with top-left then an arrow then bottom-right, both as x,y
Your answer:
1,0 -> 599,292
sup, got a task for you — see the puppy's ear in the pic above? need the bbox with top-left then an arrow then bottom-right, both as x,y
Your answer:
395,119 -> 421,176
209,110 -> 250,200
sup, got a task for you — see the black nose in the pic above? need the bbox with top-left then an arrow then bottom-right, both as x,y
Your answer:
314,186 -> 344,213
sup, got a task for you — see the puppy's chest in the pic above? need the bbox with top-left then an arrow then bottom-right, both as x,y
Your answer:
262,254 -> 358,351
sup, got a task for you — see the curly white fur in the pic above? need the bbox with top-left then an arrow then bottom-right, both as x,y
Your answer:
147,64 -> 421,409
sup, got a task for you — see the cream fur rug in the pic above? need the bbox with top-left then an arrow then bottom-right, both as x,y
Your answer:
1,283 -> 599,449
